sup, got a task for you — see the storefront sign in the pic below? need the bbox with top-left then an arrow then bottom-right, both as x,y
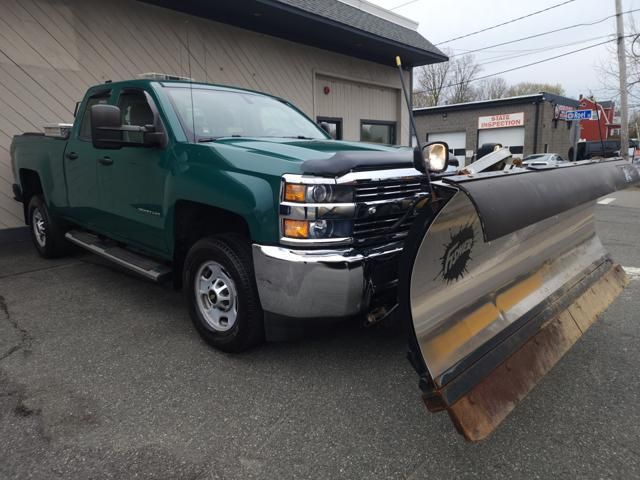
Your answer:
478,112 -> 524,129
554,104 -> 574,120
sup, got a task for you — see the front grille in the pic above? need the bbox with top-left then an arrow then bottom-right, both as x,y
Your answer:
354,177 -> 427,203
352,176 -> 426,246
353,212 -> 419,245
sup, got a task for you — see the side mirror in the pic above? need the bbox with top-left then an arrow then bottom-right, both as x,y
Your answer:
91,104 -> 123,149
413,141 -> 449,173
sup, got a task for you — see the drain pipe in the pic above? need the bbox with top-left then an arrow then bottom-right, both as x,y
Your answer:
532,99 -> 541,154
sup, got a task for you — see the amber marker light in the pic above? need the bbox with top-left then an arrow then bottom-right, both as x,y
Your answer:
284,183 -> 306,202
283,219 -> 309,238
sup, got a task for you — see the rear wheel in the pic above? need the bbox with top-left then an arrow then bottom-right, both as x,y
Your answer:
183,235 -> 264,352
27,195 -> 70,258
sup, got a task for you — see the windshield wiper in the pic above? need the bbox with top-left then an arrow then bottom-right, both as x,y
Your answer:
197,134 -> 243,143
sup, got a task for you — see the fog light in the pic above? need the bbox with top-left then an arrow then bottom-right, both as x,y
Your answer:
283,219 -> 309,238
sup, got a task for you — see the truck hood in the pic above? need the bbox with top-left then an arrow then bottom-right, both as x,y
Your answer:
208,137 -> 415,178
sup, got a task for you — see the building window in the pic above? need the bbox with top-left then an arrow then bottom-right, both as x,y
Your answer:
361,120 -> 396,144
317,117 -> 343,140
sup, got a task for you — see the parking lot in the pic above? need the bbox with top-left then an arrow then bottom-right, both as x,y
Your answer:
0,188 -> 638,480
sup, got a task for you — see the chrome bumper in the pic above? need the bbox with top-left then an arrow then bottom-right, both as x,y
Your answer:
252,242 -> 404,318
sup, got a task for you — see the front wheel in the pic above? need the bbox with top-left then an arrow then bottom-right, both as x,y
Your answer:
27,195 -> 70,258
183,235 -> 264,352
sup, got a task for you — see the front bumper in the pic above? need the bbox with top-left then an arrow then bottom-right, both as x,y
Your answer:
252,242 -> 404,318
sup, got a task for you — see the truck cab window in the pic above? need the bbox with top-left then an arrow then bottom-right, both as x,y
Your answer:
117,90 -> 155,144
79,92 -> 111,140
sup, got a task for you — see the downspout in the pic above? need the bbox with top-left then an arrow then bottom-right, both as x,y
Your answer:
532,99 -> 541,154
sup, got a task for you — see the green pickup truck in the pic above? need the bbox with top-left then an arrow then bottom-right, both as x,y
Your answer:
11,77 -> 441,352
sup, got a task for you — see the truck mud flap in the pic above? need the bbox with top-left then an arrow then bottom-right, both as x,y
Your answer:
399,159 -> 640,441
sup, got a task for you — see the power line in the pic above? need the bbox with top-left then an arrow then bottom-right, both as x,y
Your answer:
478,34 -> 614,66
389,0 -> 420,10
416,36 -> 633,95
436,0 -> 578,45
449,9 -> 640,58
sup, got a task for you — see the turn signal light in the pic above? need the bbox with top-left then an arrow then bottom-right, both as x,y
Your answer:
283,219 -> 309,238
284,183 -> 306,202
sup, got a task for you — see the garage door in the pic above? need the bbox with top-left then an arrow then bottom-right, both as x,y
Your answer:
478,127 -> 525,158
428,131 -> 467,166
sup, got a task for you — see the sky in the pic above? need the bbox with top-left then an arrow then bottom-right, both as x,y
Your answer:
368,0 -> 640,102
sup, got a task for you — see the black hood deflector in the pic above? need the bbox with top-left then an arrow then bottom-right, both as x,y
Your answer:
301,150 -> 414,177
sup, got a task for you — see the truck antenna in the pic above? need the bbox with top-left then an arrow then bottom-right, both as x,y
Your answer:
395,56 -> 433,196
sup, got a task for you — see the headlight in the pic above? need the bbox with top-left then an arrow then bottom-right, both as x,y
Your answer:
282,182 -> 353,204
280,176 -> 355,245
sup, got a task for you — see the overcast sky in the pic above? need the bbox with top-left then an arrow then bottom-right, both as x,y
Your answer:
369,0 -> 640,102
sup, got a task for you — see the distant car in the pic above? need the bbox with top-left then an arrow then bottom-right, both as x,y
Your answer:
522,153 -> 565,167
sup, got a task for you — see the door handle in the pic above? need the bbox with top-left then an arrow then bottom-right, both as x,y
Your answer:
98,156 -> 113,166
66,151 -> 78,160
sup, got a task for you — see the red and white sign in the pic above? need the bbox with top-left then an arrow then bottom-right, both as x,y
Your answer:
478,112 -> 524,130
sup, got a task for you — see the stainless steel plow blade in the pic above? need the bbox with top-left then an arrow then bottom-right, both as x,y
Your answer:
400,159 -> 640,441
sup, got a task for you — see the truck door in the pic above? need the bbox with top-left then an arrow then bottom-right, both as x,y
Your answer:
96,88 -> 171,255
64,89 -> 112,227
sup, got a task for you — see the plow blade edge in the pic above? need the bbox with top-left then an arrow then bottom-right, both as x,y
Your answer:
401,160 -> 639,441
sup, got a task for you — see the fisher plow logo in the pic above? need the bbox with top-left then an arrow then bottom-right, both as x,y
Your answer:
439,225 -> 475,283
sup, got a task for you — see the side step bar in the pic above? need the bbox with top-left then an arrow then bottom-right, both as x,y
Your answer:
65,230 -> 172,282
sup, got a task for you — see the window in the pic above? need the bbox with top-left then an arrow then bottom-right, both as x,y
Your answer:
117,90 -> 155,144
360,121 -> 396,145
317,117 -> 342,140
78,90 -> 111,140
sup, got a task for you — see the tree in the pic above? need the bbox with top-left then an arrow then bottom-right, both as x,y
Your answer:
447,54 -> 482,104
412,50 -> 482,106
505,82 -> 565,97
476,77 -> 509,100
413,58 -> 452,107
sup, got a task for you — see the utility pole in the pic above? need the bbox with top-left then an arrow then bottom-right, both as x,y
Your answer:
616,0 -> 629,160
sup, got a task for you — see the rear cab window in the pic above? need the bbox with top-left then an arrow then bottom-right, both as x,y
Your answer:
78,89 -> 112,141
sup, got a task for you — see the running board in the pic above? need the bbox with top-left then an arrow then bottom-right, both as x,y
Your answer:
65,230 -> 172,282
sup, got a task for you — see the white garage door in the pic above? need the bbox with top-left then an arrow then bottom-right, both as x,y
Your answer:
478,127 -> 525,158
428,131 -> 467,165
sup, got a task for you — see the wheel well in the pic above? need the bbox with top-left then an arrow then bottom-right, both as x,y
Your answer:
19,169 -> 43,224
172,200 -> 251,288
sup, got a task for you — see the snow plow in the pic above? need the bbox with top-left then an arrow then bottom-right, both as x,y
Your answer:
392,56 -> 640,441
399,159 -> 639,441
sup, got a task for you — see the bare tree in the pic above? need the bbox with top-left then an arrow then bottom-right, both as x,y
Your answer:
597,18 -> 640,104
447,54 -> 482,104
476,77 -> 509,100
413,49 -> 452,107
505,82 -> 565,96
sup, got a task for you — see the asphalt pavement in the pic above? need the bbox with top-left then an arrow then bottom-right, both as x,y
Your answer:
0,189 -> 639,480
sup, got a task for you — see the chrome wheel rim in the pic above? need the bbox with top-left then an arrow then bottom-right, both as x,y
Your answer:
195,261 -> 238,332
32,208 -> 46,248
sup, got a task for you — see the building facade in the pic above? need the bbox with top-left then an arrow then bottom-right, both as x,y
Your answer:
576,96 -> 619,141
0,0 -> 445,229
413,93 -> 580,166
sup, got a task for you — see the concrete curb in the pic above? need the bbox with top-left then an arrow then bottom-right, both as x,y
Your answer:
0,226 -> 30,245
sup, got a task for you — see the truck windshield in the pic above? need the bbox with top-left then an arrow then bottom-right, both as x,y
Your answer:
165,87 -> 328,142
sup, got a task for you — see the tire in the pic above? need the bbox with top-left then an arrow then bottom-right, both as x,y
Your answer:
183,234 -> 264,352
27,195 -> 70,259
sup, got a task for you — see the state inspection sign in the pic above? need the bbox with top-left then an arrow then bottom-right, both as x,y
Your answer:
478,112 -> 524,129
